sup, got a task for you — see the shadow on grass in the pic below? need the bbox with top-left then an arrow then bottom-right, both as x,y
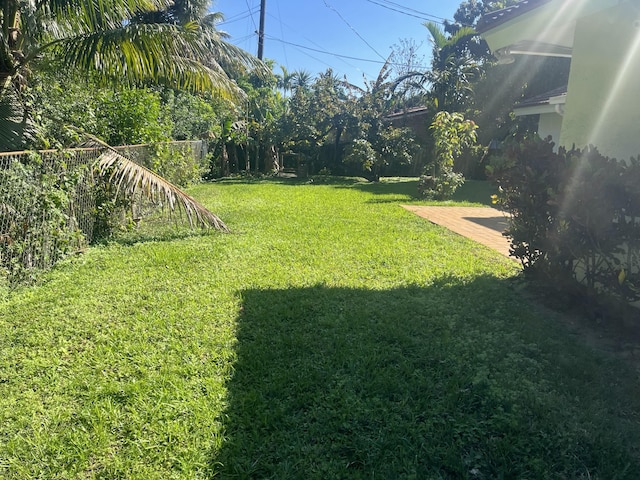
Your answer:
209,277 -> 640,479
347,178 -> 421,201
210,176 -> 497,207
341,179 -> 498,206
99,223 -> 215,247
450,181 -> 498,206
212,175 -> 370,187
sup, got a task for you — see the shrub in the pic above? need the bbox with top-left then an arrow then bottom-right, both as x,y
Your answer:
147,143 -> 207,187
1,153 -> 86,284
417,170 -> 464,199
421,111 -> 478,199
488,137 -> 640,307
95,88 -> 173,145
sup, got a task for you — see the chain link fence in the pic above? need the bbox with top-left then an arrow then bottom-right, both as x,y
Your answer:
0,141 -> 207,285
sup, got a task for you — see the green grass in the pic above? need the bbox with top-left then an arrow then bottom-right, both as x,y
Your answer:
1,177 -> 639,478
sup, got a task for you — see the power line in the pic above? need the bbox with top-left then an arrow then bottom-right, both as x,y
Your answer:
264,34 -> 429,69
364,0 -> 446,24
323,0 -> 387,61
265,12 -> 362,73
219,8 -> 260,26
378,0 -> 448,21
244,0 -> 258,31
273,0 -> 289,68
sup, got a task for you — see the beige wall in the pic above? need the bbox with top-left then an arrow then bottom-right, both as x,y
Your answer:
559,4 -> 640,160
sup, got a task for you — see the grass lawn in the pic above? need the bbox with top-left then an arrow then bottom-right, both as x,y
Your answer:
1,177 -> 639,478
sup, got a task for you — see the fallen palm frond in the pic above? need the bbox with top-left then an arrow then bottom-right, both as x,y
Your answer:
84,136 -> 228,232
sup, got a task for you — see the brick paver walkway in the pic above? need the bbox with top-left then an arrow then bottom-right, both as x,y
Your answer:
402,205 -> 513,258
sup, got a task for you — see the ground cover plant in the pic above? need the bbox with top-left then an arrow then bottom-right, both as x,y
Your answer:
1,178 -> 639,478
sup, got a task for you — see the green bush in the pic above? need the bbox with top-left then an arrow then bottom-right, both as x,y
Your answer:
421,111 -> 479,199
147,143 -> 207,187
488,137 -> 640,306
95,88 -> 173,145
0,153 -> 86,285
417,171 -> 465,200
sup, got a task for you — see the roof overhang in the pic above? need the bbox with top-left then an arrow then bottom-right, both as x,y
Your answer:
384,107 -> 431,122
514,92 -> 567,116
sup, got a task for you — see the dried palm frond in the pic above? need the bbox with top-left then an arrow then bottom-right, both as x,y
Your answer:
83,136 -> 228,232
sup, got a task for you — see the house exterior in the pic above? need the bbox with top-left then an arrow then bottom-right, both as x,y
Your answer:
478,0 -> 640,160
512,85 -> 566,148
384,106 -> 432,145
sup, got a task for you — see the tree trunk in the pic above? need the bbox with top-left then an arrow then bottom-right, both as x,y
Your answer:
254,145 -> 259,173
265,145 -> 279,173
229,143 -> 238,173
221,143 -> 230,177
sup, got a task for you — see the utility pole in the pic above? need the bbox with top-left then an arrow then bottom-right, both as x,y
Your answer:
257,0 -> 266,60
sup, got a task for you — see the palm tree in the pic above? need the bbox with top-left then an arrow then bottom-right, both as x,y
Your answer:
291,70 -> 313,94
423,22 -> 479,112
0,0 -> 260,230
394,22 -> 479,112
277,65 -> 295,98
1,0 -> 262,99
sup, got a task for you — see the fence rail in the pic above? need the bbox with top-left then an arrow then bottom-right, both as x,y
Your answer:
1,141 -> 206,285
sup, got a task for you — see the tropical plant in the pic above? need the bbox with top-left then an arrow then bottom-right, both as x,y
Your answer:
290,70 -> 314,94
423,22 -> 480,112
0,0 -> 257,242
90,136 -> 228,231
0,0 -> 261,94
277,65 -> 295,99
488,137 -> 640,311
95,88 -> 173,146
0,0 -> 265,150
419,111 -> 478,199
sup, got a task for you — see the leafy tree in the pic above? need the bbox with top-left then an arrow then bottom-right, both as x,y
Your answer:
95,88 -> 173,145
419,111 -> 478,199
276,65 -> 295,99
291,70 -> 314,94
0,0 -> 263,234
281,69 -> 354,172
0,0 -> 264,150
445,0 -> 521,36
163,89 -> 229,141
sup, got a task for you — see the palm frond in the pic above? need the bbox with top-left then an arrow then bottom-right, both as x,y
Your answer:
45,0 -> 164,28
423,22 -> 448,48
83,136 -> 228,231
449,26 -> 477,46
50,23 -> 245,98
201,31 -> 269,78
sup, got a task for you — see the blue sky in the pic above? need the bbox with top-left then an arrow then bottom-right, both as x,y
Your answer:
215,0 -> 465,86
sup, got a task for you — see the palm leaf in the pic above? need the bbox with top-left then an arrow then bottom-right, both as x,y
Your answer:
84,136 -> 228,231
423,22 -> 448,49
449,26 -> 477,46
23,3 -> 266,99
48,23 -> 245,98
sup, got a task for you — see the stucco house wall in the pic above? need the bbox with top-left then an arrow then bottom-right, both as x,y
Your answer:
559,3 -> 640,159
537,112 -> 564,144
479,0 -> 640,160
